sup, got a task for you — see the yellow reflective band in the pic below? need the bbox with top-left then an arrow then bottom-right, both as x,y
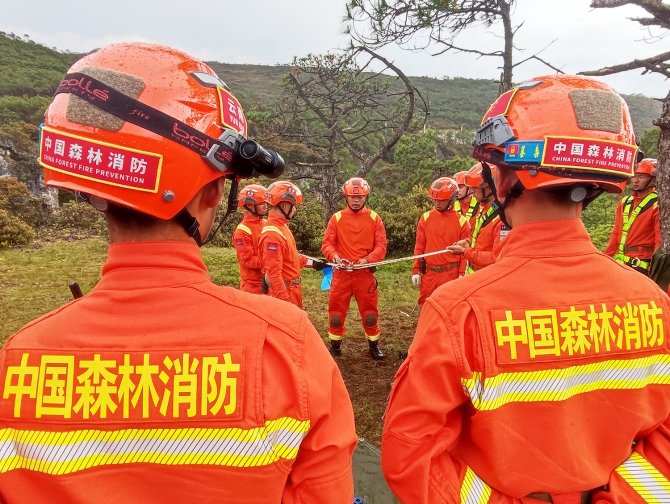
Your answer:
236,224 -> 252,235
370,210 -> 378,221
423,211 -> 431,222
460,466 -> 492,504
0,417 -> 310,475
616,452 -> 670,504
459,215 -> 468,228
334,211 -> 342,222
616,192 -> 657,265
365,333 -> 381,342
261,226 -> 286,240
461,354 -> 670,411
328,333 -> 344,341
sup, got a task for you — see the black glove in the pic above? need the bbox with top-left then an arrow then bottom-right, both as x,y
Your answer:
312,259 -> 328,271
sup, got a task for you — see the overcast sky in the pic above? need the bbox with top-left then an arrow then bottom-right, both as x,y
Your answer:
2,0 -> 669,97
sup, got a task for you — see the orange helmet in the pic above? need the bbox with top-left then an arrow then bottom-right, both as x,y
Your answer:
472,74 -> 637,196
428,177 -> 458,201
266,181 -> 303,207
343,177 -> 371,196
41,42 -> 283,221
635,158 -> 657,177
465,163 -> 497,189
238,184 -> 267,208
453,171 -> 468,186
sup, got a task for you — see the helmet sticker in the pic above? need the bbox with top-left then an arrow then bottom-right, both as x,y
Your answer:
541,136 -> 637,176
481,87 -> 518,124
505,141 -> 545,163
569,90 -> 623,134
217,88 -> 247,137
40,126 -> 162,193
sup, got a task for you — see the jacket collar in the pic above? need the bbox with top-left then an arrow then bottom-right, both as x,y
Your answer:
266,212 -> 289,227
494,218 -> 598,260
96,241 -> 210,290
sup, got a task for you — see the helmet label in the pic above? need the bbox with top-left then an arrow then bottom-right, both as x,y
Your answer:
541,136 -> 637,176
39,127 -> 162,193
217,88 -> 247,137
505,141 -> 544,163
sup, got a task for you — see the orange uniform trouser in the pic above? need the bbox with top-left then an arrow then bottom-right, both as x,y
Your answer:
269,281 -> 303,309
418,268 -> 459,306
328,269 -> 380,341
239,279 -> 263,295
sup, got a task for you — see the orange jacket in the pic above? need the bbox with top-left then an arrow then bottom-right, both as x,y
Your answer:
0,242 -> 357,504
464,201 -> 503,270
258,213 -> 307,303
604,189 -> 660,261
232,212 -> 264,284
382,219 -> 670,504
321,207 -> 387,263
412,209 -> 471,275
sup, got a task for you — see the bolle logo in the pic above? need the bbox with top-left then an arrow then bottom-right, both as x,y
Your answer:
59,77 -> 109,101
172,123 -> 212,151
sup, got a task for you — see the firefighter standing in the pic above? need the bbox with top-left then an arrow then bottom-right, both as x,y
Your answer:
381,74 -> 670,504
453,169 -> 479,231
232,184 -> 267,294
451,162 -> 504,274
321,177 -> 388,360
411,177 -> 471,306
0,44 -> 357,504
259,181 -> 325,308
605,158 -> 660,275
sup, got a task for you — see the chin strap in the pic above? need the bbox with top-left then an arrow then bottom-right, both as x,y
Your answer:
481,162 -> 524,229
278,203 -> 294,221
174,177 -> 239,247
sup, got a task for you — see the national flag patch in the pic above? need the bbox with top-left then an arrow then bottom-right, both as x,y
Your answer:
267,243 -> 279,251
235,240 -> 244,246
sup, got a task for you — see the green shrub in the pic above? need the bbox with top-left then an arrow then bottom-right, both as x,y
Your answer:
372,186 -> 432,255
291,193 -> 326,256
0,177 -> 51,228
582,192 -> 618,252
52,201 -> 106,234
0,208 -> 35,246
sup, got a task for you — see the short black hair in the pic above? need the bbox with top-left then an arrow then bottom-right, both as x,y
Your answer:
104,202 -> 163,230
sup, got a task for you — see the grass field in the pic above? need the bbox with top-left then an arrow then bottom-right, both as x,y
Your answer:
0,238 -> 419,446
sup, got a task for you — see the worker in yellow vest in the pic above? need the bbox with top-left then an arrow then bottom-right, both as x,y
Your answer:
604,158 -> 660,275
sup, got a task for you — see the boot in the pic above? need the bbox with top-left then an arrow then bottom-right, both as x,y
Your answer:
329,339 -> 342,357
369,341 -> 384,360
398,350 -> 408,361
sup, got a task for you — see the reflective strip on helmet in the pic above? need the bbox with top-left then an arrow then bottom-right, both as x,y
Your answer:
461,354 -> 670,411
460,466 -> 492,504
236,224 -> 252,235
261,226 -> 286,240
369,210 -> 378,221
423,211 -> 431,222
616,452 -> 670,503
0,416 -> 310,475
334,211 -> 342,222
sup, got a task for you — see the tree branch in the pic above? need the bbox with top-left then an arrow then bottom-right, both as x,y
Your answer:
579,51 -> 670,78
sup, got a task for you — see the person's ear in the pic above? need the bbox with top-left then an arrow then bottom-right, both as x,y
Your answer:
496,168 -> 519,200
201,178 -> 225,209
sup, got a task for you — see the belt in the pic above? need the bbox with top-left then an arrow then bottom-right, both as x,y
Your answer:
624,245 -> 654,253
427,262 -> 459,273
283,277 -> 301,286
527,490 -> 596,504
613,252 -> 651,271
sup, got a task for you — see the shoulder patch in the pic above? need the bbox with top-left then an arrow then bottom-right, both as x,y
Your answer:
334,211 -> 342,222
267,242 -> 279,251
422,211 -> 431,222
235,240 -> 244,246
370,210 -> 378,221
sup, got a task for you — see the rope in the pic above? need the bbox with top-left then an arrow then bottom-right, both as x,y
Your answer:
301,248 -> 459,271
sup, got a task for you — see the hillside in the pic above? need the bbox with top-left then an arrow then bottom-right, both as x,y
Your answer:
0,33 -> 658,133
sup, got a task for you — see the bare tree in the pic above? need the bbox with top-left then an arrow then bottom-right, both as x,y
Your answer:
346,0 -> 563,93
580,0 -> 670,252
259,47 -> 427,219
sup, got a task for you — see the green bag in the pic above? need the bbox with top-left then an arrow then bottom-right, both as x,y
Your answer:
649,248 -> 670,292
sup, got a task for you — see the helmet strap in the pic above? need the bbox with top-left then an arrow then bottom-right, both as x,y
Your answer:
481,161 -> 523,229
199,177 -> 239,247
278,202 -> 294,221
244,203 -> 264,218
174,208 -> 203,247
